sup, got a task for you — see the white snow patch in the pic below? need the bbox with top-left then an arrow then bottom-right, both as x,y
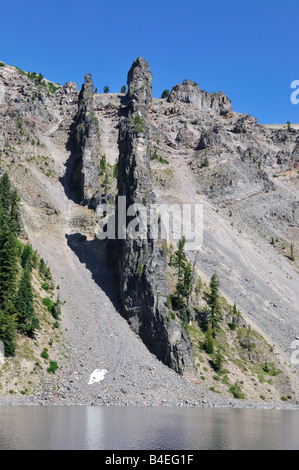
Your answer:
88,369 -> 108,385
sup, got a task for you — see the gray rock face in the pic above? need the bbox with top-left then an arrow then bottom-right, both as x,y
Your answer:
58,81 -> 78,107
71,73 -> 100,205
168,79 -> 232,116
115,58 -> 195,376
127,57 -> 153,117
0,126 -> 6,148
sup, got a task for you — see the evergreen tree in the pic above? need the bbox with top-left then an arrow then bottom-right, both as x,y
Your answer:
1,300 -> 18,356
242,325 -> 254,351
0,172 -> 20,348
203,323 -> 214,354
206,274 -> 222,334
290,244 -> 295,261
39,257 -> 46,276
0,220 -> 19,310
51,294 -> 61,321
195,276 -> 202,295
0,172 -> 44,352
174,236 -> 188,309
212,348 -> 223,372
183,261 -> 193,299
4,315 -> 17,357
39,257 -> 52,280
183,261 -> 193,321
173,237 -> 196,321
181,308 -> 189,332
16,265 -> 39,338
21,244 -> 34,269
0,172 -> 12,214
229,302 -> 239,330
161,89 -> 170,98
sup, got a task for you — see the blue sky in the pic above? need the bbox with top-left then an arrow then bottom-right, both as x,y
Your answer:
1,0 -> 298,123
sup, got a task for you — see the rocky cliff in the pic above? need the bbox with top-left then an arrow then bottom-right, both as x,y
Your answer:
168,79 -> 232,116
115,58 -> 195,375
71,73 -> 101,206
0,58 -> 298,405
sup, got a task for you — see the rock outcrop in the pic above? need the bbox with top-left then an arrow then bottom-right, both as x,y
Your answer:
57,81 -> 79,108
71,73 -> 100,206
1,56 -> 299,405
115,58 -> 195,376
168,79 -> 232,116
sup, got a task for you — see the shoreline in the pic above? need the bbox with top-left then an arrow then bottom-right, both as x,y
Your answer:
1,393 -> 299,410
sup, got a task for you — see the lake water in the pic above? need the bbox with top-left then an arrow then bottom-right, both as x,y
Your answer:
0,406 -> 299,450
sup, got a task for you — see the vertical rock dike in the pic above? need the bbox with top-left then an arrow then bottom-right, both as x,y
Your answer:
71,73 -> 100,206
116,57 -> 195,375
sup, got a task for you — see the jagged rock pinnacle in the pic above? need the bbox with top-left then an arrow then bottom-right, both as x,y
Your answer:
79,73 -> 94,99
71,73 -> 101,205
115,58 -> 196,376
127,57 -> 153,117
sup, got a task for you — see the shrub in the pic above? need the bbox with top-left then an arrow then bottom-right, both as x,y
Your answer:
229,382 -> 245,399
200,155 -> 209,168
150,149 -> 169,164
41,348 -> 49,360
48,82 -> 61,94
113,162 -> 119,179
99,154 -> 106,173
42,297 -> 52,311
133,115 -> 145,133
47,361 -> 58,374
166,295 -> 172,311
137,262 -> 143,276
51,297 -> 61,320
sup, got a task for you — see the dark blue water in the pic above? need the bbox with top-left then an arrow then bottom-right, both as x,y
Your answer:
0,406 -> 299,450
